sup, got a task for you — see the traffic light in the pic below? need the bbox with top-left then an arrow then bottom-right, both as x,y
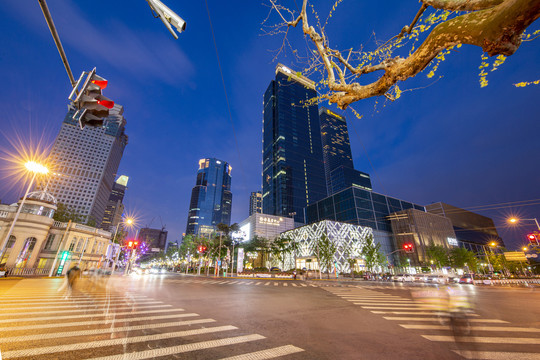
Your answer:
527,233 -> 539,246
133,240 -> 139,249
197,245 -> 207,254
68,68 -> 114,129
127,240 -> 134,249
403,243 -> 414,253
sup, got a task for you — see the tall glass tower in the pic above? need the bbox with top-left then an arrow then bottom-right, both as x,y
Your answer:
262,64 -> 327,223
45,104 -> 128,226
186,158 -> 232,235
101,175 -> 128,231
319,107 -> 372,195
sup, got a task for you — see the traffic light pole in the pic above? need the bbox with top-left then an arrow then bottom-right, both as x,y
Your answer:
37,0 -> 76,86
48,220 -> 72,277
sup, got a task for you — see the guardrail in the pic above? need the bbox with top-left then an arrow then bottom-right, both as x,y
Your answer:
473,278 -> 540,286
5,267 -> 50,276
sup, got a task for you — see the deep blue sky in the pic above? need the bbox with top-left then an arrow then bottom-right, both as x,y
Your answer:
0,1 -> 538,250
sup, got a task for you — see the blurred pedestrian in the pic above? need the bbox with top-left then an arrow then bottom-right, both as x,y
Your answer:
66,265 -> 81,295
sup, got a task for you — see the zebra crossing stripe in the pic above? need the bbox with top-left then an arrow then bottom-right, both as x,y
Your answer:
218,344 -> 304,359
88,334 -> 266,360
0,295 -> 147,302
452,350 -> 540,359
371,311 -> 479,316
264,282 -> 270,286
0,299 -> 158,306
292,283 -> 298,287
283,283 -> 288,287
354,303 -> 414,306
0,300 -> 162,312
301,284 -> 307,287
0,313 -> 199,332
274,282 -> 279,286
256,282 -> 262,285
384,317 -> 506,323
423,335 -> 540,344
403,324 -> 540,332
0,319 -> 216,344
361,306 -> 428,310
1,325 -> 239,358
0,307 -> 185,324
0,304 -> 171,317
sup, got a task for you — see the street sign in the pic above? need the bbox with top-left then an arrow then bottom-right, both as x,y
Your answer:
503,251 -> 527,262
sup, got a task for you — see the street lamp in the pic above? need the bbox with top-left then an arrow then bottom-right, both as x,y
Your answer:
111,216 -> 135,273
522,246 -> 528,252
508,217 -> 540,231
0,161 -> 48,261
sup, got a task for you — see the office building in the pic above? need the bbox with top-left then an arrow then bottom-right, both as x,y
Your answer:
186,158 -> 233,235
262,64 -> 327,223
237,213 -> 295,242
249,191 -> 262,216
319,107 -> 372,194
304,186 -> 426,259
389,209 -> 457,266
139,227 -> 168,251
45,104 -> 128,227
425,202 -> 504,252
101,175 -> 128,232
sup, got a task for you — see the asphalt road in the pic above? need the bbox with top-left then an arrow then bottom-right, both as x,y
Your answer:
0,274 -> 538,360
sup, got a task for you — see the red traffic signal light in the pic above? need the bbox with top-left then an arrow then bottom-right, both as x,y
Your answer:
527,233 -> 538,245
133,241 -> 139,248
197,245 -> 207,253
68,68 -> 115,129
127,240 -> 134,249
403,243 -> 414,253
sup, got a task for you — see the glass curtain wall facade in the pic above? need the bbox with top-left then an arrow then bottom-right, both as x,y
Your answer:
101,175 -> 128,231
186,158 -> 233,235
305,186 -> 425,232
262,64 -> 327,223
249,191 -> 262,216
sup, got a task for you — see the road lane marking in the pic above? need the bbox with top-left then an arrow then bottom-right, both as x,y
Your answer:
264,282 -> 270,286
0,319 -> 216,343
0,304 -> 171,317
0,299 -> 158,306
423,335 -> 540,344
371,311 -> 480,316
350,302 -> 412,305
283,283 -> 288,287
383,317 -> 507,323
300,284 -> 307,287
274,282 -> 278,286
0,308 -> 185,324
361,306 -> 430,310
218,345 -> 305,359
452,350 -> 540,359
401,324 -> 540,332
0,296 -> 148,302
88,334 -> 266,360
0,300 -> 162,312
292,283 -> 297,287
256,282 -> 262,285
0,313 -> 199,332
1,325 -> 239,358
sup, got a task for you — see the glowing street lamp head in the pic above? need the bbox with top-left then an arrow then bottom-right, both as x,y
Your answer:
125,218 -> 134,225
490,242 -> 497,247
24,161 -> 48,174
508,217 -> 518,224
522,247 -> 528,252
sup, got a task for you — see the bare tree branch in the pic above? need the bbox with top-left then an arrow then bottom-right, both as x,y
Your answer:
272,0 -> 540,109
422,0 -> 505,11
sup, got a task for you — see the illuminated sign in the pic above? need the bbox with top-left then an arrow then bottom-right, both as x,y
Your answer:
447,237 -> 458,246
258,216 -> 284,226
326,109 -> 343,119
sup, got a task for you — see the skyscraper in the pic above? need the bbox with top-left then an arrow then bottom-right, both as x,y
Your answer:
101,175 -> 128,231
319,107 -> 372,195
262,64 -> 327,223
249,191 -> 262,216
46,104 -> 128,226
186,158 -> 232,235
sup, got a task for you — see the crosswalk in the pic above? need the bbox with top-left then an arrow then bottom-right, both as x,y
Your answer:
162,278 -> 317,287
324,286 -> 540,360
0,280 -> 305,359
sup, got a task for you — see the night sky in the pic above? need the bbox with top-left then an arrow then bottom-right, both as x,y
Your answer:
0,1 -> 538,250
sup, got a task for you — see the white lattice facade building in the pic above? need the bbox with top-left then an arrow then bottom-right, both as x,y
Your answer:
280,220 -> 373,273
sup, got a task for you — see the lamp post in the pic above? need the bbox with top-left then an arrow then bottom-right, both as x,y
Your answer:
111,217 -> 134,274
508,217 -> 540,231
0,161 -> 48,262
